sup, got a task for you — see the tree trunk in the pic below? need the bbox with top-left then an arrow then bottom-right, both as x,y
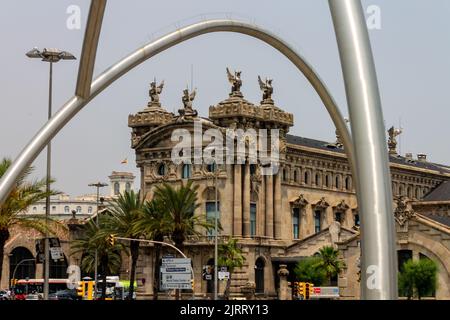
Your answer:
0,229 -> 10,285
101,257 -> 108,300
153,243 -> 161,300
224,277 -> 231,300
128,240 -> 139,300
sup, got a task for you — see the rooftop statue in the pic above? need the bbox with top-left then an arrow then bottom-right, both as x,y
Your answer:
226,67 -> 242,96
148,79 -> 164,104
388,126 -> 402,154
258,75 -> 273,102
177,87 -> 198,120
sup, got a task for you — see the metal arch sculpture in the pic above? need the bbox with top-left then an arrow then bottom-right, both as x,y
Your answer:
0,0 -> 397,300
0,19 -> 355,202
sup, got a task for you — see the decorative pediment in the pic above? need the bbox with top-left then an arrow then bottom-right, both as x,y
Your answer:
335,200 -> 350,212
291,194 -> 309,208
314,197 -> 329,210
394,196 -> 415,226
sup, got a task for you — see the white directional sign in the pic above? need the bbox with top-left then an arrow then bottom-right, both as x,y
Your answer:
50,247 -> 64,261
161,257 -> 192,290
218,271 -> 230,280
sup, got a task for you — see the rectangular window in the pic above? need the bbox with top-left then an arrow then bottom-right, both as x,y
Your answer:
335,212 -> 342,223
206,202 -> 220,237
292,208 -> 300,239
250,203 -> 257,236
314,210 -> 321,233
182,164 -> 191,179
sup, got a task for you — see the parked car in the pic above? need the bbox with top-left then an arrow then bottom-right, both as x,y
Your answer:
49,289 -> 79,300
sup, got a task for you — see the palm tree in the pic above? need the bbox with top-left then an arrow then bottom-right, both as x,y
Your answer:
218,237 -> 245,299
0,158 -> 60,284
152,181 -> 213,299
105,190 -> 144,300
315,246 -> 345,285
71,217 -> 125,300
294,257 -> 327,285
153,181 -> 213,250
132,199 -> 168,300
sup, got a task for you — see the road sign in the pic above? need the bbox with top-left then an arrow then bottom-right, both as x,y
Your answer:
218,271 -> 230,280
310,287 -> 339,298
162,258 -> 190,265
50,247 -> 64,261
160,266 -> 190,273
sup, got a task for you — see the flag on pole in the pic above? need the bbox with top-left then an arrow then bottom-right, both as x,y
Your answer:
121,158 -> 128,164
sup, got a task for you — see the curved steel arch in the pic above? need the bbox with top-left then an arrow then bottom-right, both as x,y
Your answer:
0,19 -> 355,204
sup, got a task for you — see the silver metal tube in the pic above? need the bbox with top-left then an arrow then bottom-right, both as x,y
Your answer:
329,0 -> 397,299
0,20 -> 356,212
43,61 -> 53,301
94,186 -> 99,297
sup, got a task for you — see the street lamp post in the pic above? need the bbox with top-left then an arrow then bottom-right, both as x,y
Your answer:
214,162 -> 219,301
88,182 -> 108,296
26,48 -> 76,300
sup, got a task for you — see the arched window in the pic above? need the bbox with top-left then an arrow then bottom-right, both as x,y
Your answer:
292,208 -> 300,239
206,202 -> 220,237
250,164 -> 256,175
304,171 -> 310,185
335,212 -> 343,224
314,210 -> 321,233
114,182 -> 120,195
345,177 -> 351,190
182,164 -> 191,179
255,257 -> 265,294
335,175 -> 340,189
415,187 -> 420,200
88,206 -> 92,214
64,206 -> 69,213
407,186 -> 412,198
76,206 -> 82,213
125,182 -> 131,192
207,163 -> 216,173
283,169 -> 287,182
325,175 -> 330,188
293,170 -> 298,183
9,247 -> 36,282
315,173 -> 320,186
397,250 -> 412,272
250,203 -> 257,236
158,163 -> 166,176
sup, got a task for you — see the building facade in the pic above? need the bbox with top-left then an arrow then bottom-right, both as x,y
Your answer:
128,72 -> 450,299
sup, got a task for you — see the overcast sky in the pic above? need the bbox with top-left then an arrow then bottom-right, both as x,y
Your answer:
1,0 -> 450,197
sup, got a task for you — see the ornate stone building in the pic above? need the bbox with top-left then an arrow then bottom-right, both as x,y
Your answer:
126,71 -> 450,299
2,71 -> 450,299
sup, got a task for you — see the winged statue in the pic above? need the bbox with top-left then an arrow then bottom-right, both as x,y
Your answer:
226,67 -> 242,94
182,87 -> 196,110
258,75 -> 273,101
149,79 -> 164,103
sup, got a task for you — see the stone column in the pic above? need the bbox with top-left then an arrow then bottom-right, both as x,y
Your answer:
259,174 -> 266,236
265,175 -> 274,238
323,206 -> 334,230
233,164 -> 242,237
300,206 -> 309,239
243,162 -> 251,237
274,171 -> 282,239
277,264 -> 292,300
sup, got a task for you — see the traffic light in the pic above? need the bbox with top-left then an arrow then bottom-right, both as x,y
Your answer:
108,234 -> 115,246
298,282 -> 306,299
305,282 -> 310,299
309,282 -> 314,296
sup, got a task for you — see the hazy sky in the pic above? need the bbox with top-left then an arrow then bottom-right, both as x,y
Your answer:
1,0 -> 450,197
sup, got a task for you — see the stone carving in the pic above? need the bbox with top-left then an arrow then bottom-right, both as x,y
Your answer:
314,197 -> 329,210
388,126 -> 402,155
226,67 -> 242,96
148,79 -> 164,105
329,220 -> 341,248
335,200 -> 349,212
177,88 -> 198,121
258,75 -> 273,103
394,196 -> 415,226
292,194 -> 309,208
